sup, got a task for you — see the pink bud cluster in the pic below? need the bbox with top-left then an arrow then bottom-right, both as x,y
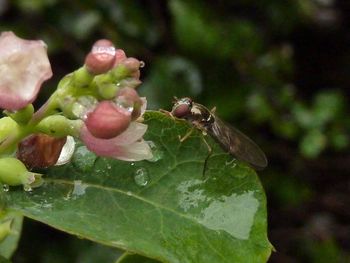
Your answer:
80,39 -> 152,161
0,31 -> 152,165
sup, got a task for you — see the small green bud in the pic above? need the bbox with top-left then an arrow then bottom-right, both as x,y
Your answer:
0,158 -> 39,186
0,117 -> 20,143
36,115 -> 83,137
72,67 -> 94,88
109,64 -> 129,80
97,83 -> 119,99
4,104 -> 34,124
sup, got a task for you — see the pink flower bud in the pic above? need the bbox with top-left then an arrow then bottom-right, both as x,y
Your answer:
80,97 -> 152,161
122,57 -> 141,78
0,31 -> 52,110
114,49 -> 127,66
85,101 -> 132,139
117,87 -> 142,120
85,39 -> 116,75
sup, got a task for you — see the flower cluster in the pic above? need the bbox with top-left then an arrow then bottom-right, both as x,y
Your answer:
0,31 -> 152,189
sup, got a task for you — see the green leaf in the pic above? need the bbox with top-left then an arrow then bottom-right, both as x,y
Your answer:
0,254 -> 11,263
169,0 -> 261,60
2,111 -> 272,263
117,252 -> 160,263
300,129 -> 327,158
0,212 -> 23,259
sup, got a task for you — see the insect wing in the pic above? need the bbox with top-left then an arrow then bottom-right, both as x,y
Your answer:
208,116 -> 268,169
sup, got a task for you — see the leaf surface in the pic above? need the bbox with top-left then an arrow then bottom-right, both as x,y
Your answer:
3,111 -> 272,263
0,212 -> 22,259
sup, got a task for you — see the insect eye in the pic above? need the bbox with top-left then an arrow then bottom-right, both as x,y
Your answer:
171,103 -> 191,118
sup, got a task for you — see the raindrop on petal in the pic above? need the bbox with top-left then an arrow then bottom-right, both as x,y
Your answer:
72,96 -> 98,120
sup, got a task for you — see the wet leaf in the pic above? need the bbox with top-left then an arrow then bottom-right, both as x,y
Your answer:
3,111 -> 272,263
0,212 -> 22,259
117,252 -> 160,263
0,254 -> 11,263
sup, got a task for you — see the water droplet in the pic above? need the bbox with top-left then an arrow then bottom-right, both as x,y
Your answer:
3,184 -> 9,192
198,191 -> 258,240
177,180 -> 206,212
92,45 -> 116,55
130,162 -> 135,166
126,191 -> 132,196
71,96 -> 98,119
225,158 -> 237,168
139,61 -> 145,68
146,141 -> 163,162
115,96 -> 134,113
73,146 -> 97,172
23,184 -> 32,192
63,191 -> 72,201
72,180 -> 87,197
134,168 -> 150,186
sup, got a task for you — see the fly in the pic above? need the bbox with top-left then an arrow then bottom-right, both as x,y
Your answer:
171,97 -> 268,170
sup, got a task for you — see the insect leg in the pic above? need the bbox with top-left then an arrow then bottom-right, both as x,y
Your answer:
201,135 -> 212,178
179,127 -> 194,142
180,127 -> 212,177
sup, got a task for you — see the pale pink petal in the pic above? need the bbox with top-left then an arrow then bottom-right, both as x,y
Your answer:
114,140 -> 153,161
80,121 -> 152,161
109,122 -> 148,145
0,31 -> 52,110
140,97 -> 147,116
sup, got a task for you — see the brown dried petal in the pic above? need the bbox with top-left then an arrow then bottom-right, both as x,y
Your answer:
17,134 -> 67,169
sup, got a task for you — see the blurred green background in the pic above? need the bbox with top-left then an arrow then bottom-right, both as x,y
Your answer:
1,0 -> 349,262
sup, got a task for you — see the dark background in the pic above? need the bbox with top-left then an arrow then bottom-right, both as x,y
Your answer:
1,0 -> 349,262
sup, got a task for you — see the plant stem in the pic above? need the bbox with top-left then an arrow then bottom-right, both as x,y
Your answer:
0,93 -> 60,155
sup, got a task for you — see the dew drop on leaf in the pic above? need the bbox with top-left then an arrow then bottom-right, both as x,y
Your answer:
73,146 -> 97,172
146,141 -> 163,163
72,180 -> 87,197
2,184 -> 9,192
23,184 -> 32,192
134,168 -> 149,186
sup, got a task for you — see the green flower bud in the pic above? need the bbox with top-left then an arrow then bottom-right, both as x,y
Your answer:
109,64 -> 129,81
36,115 -> 83,137
0,117 -> 20,143
0,157 -> 40,186
4,104 -> 34,124
72,67 -> 94,88
97,83 -> 119,99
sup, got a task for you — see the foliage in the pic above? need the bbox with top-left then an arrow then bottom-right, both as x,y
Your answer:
1,112 -> 272,262
0,0 -> 349,262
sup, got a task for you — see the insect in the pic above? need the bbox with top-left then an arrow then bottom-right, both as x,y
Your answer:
171,97 -> 268,170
